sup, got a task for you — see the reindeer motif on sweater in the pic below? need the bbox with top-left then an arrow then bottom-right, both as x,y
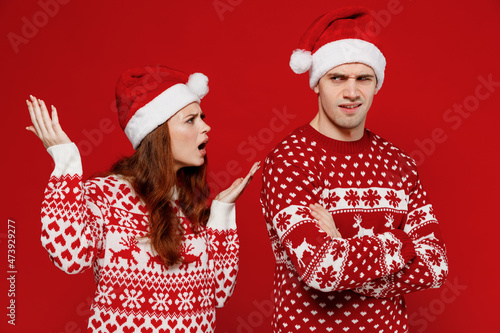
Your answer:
284,237 -> 316,268
109,236 -> 140,266
353,214 -> 374,237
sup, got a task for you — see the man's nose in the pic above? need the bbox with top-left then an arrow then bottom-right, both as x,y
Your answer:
343,79 -> 360,99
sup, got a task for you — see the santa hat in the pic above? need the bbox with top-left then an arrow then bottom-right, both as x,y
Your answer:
115,65 -> 209,149
290,6 -> 386,90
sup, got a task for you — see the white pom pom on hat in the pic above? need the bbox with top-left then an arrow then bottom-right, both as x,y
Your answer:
290,6 -> 386,91
115,65 -> 210,149
290,49 -> 313,74
187,72 -> 209,99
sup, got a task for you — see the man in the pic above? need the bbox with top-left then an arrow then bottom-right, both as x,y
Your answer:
260,6 -> 448,332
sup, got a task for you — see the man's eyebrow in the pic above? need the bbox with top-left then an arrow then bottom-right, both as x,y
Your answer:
356,74 -> 375,78
327,73 -> 375,78
327,73 -> 347,77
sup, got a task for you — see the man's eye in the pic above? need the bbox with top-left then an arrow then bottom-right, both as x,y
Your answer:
331,76 -> 343,81
187,118 -> 194,123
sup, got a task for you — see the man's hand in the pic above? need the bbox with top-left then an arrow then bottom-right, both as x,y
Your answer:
310,203 -> 342,238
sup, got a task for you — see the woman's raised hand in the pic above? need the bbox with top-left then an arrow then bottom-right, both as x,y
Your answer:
215,161 -> 261,204
310,203 -> 342,238
26,95 -> 71,148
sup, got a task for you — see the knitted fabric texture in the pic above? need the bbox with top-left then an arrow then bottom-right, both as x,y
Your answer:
260,125 -> 448,332
41,143 -> 239,332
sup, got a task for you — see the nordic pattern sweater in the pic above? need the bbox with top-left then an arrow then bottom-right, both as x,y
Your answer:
260,125 -> 448,333
40,143 -> 239,333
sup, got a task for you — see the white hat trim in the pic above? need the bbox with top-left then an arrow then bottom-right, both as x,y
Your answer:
309,38 -> 386,90
124,83 -> 200,149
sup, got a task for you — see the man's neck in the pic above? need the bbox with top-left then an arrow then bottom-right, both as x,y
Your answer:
310,113 -> 365,142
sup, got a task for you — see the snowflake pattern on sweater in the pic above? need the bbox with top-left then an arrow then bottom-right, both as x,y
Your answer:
261,125 -> 448,333
40,143 -> 239,333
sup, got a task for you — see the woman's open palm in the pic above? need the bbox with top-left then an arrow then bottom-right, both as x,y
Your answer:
26,95 -> 71,148
215,161 -> 260,203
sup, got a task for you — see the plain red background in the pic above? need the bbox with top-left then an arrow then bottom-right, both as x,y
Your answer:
1,0 -> 500,332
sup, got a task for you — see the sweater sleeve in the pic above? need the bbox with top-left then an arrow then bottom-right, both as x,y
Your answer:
206,200 -> 239,308
261,156 -> 416,292
40,143 -> 106,274
354,162 -> 448,298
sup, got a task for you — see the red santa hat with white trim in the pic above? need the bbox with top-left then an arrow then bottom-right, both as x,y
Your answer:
290,6 -> 386,90
115,65 -> 209,149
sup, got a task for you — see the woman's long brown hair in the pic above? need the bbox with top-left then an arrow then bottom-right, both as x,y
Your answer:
109,121 -> 210,267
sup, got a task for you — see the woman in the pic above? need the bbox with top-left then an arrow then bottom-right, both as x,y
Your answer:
26,65 -> 260,332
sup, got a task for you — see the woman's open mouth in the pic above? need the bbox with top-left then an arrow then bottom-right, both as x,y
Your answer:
198,139 -> 208,155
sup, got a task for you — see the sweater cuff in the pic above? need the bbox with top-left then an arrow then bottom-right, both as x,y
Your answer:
47,143 -> 83,177
390,229 -> 417,263
207,200 -> 236,231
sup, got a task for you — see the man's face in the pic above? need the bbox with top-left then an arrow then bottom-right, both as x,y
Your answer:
314,63 -> 378,139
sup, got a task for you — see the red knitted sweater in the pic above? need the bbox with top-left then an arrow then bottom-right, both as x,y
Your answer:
40,143 -> 239,332
261,124 -> 448,333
